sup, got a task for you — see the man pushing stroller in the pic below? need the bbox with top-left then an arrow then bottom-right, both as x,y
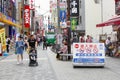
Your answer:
27,35 -> 38,66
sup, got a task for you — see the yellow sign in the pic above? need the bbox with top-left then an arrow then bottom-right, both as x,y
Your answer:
0,28 -> 6,51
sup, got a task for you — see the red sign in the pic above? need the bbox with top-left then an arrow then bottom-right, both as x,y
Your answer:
24,5 -> 30,28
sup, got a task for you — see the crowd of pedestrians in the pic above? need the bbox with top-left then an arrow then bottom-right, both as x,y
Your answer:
4,33 -> 48,65
4,32 -> 120,64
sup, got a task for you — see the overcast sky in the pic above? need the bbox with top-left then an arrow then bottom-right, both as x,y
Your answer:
35,0 -> 50,15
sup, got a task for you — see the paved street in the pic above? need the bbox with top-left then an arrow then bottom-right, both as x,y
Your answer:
0,46 -> 57,80
0,46 -> 120,80
48,48 -> 120,80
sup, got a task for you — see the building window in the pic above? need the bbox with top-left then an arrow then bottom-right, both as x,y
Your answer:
94,0 -> 100,4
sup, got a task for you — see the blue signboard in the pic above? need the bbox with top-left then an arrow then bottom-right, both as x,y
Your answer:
59,10 -> 66,22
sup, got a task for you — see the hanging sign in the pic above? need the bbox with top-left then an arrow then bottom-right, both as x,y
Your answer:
70,0 -> 79,16
70,17 -> 78,30
0,28 -> 6,52
24,5 -> 30,28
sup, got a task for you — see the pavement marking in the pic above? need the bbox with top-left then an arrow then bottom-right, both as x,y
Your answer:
0,58 -> 48,63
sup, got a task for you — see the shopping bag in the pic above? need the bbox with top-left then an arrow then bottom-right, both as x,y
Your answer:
26,48 -> 30,54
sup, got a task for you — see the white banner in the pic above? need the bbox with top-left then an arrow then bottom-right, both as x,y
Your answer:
73,43 -> 105,66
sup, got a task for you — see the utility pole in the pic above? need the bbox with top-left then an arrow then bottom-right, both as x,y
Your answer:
67,0 -> 71,57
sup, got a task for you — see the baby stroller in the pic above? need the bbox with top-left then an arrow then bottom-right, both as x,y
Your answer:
29,48 -> 38,66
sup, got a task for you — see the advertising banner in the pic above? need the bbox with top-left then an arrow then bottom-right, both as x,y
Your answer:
59,10 -> 67,28
0,28 -> 6,52
73,43 -> 105,66
24,5 -> 30,28
70,17 -> 78,30
70,0 -> 79,17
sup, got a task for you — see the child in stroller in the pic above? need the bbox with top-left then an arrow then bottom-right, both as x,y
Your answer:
29,48 -> 38,66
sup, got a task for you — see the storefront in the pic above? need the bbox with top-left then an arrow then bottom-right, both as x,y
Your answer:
96,15 -> 120,42
0,12 -> 21,56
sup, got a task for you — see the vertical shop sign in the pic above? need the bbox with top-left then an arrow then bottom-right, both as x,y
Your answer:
24,5 -> 30,28
70,0 -> 79,17
59,10 -> 66,28
30,0 -> 35,10
0,28 -> 6,52
70,17 -> 78,30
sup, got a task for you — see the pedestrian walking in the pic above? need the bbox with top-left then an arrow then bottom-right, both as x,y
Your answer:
42,36 -> 47,50
15,36 -> 24,64
27,35 -> 38,49
6,36 -> 10,53
27,35 -> 38,66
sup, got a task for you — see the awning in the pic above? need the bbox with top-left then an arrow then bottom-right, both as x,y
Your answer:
96,16 -> 120,27
1,19 -> 22,28
0,13 -> 22,28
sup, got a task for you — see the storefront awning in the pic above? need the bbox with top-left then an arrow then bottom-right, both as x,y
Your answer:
0,13 -> 22,28
96,16 -> 120,27
1,19 -> 22,29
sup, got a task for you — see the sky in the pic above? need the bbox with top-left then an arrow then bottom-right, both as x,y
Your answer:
35,0 -> 50,15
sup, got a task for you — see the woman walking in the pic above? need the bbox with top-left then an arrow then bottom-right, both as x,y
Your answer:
15,36 -> 24,64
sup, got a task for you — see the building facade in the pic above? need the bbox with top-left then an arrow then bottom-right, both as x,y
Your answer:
80,0 -> 115,40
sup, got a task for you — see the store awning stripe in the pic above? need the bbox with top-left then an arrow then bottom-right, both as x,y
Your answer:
96,16 -> 120,27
